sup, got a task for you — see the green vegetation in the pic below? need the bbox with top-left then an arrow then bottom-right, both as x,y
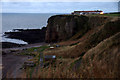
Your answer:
17,46 -> 49,56
91,13 -> 120,17
19,45 -> 49,78
27,46 -> 49,52
103,14 -> 120,16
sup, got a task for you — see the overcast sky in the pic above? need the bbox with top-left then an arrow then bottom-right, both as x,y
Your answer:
1,0 -> 119,13
1,0 -> 119,2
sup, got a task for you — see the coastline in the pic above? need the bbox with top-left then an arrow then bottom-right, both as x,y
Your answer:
3,28 -> 47,44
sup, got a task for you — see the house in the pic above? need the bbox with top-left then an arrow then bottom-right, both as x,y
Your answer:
72,10 -> 103,15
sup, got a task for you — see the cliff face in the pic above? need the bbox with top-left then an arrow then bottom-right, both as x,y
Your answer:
45,15 -> 109,42
45,15 -> 89,42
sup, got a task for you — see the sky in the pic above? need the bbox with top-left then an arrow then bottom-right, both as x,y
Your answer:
1,0 -> 119,2
1,0 -> 119,13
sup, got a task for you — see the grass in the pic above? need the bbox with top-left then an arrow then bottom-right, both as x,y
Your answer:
29,67 -> 35,78
73,32 -> 120,78
27,46 -> 49,52
91,13 -> 120,17
101,14 -> 120,17
17,46 -> 49,56
19,45 -> 50,78
31,58 -> 82,78
19,44 -> 83,78
43,45 -> 75,58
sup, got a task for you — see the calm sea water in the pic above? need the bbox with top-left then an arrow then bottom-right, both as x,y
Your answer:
1,13 -> 60,44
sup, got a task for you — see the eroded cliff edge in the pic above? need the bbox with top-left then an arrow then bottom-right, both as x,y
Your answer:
45,15 -> 110,42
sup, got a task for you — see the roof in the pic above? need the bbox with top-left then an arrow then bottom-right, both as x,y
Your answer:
74,11 -> 103,12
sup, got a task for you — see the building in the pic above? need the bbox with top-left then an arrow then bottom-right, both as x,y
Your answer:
72,10 -> 103,15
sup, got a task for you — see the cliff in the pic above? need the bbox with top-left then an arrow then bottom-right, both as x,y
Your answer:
43,15 -> 120,78
45,15 -> 89,42
45,15 -> 110,42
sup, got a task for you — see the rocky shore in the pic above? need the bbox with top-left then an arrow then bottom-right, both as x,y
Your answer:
1,42 -> 25,49
3,27 -> 47,44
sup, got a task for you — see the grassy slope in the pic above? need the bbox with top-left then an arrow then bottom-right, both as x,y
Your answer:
39,16 -> 120,78
91,13 -> 120,17
69,18 -> 120,57
26,32 -> 120,78
73,32 -> 120,78
18,15 -> 120,78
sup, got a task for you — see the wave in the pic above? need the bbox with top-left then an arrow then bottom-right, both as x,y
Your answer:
1,37 -> 28,44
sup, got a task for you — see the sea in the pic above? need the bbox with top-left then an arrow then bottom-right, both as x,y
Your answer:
1,13 -> 60,44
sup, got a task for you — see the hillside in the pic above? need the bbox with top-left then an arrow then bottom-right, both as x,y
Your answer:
41,15 -> 120,78
45,15 -> 120,58
73,32 -> 120,78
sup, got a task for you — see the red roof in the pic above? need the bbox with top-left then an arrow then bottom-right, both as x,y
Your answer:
74,11 -> 103,12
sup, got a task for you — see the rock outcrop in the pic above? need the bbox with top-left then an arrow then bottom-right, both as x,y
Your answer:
4,27 -> 47,44
1,42 -> 25,48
